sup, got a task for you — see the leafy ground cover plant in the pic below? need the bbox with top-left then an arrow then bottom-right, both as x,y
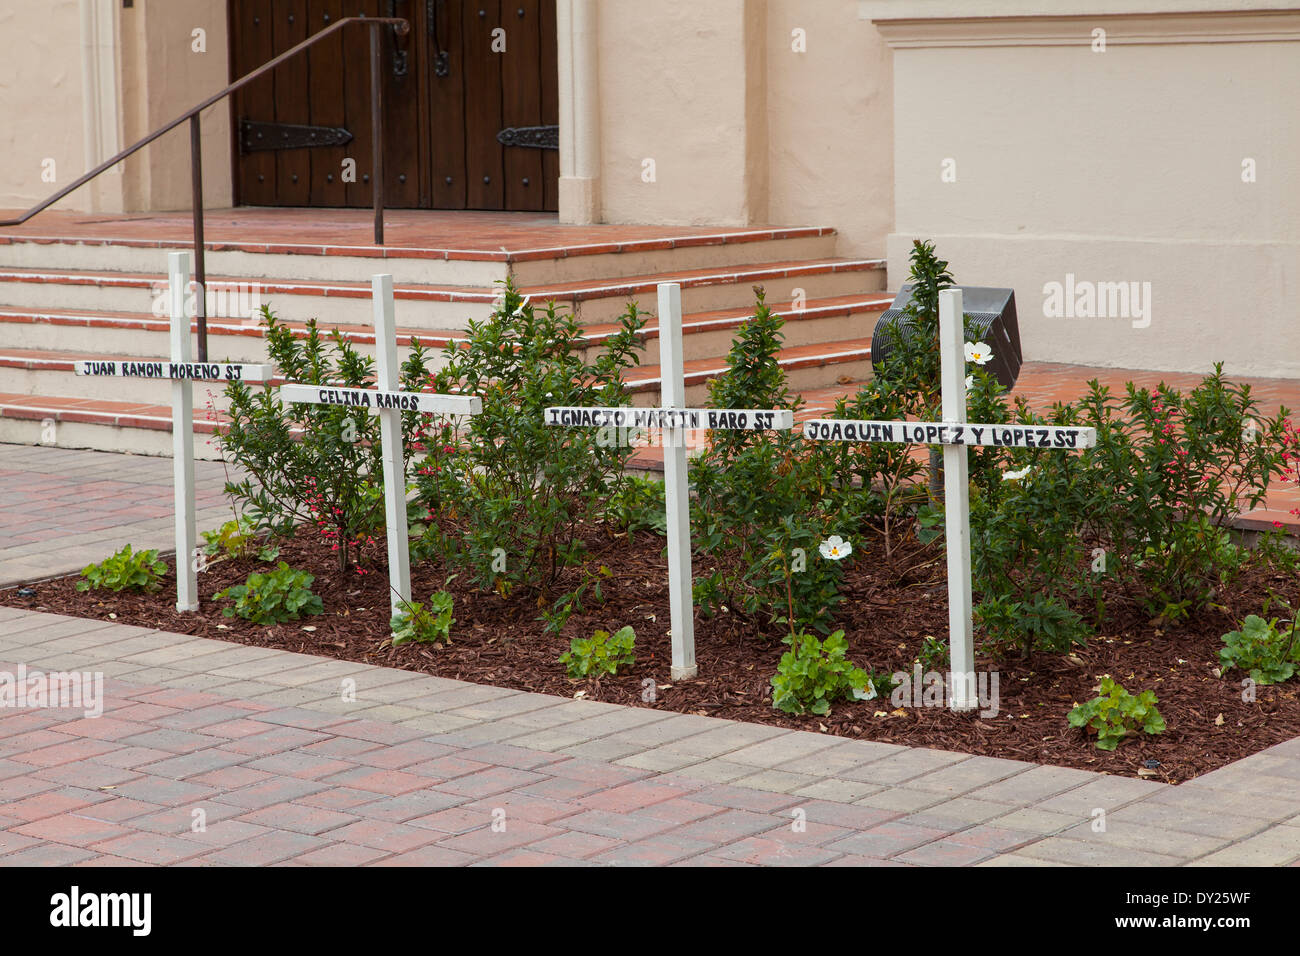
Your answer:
219,306 -> 432,572
391,590 -> 455,645
1067,677 -> 1166,751
770,630 -> 884,716
201,516 -> 279,563
414,280 -> 645,598
603,474 -> 667,534
215,561 -> 323,625
560,625 -> 636,678
1219,613 -> 1299,685
76,545 -> 167,593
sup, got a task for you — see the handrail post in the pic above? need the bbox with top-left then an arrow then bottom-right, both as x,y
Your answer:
189,114 -> 208,362
370,25 -> 385,246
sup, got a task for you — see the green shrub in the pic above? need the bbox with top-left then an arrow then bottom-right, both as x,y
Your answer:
414,279 -> 645,597
770,630 -> 885,716
560,625 -> 636,678
219,306 -> 431,572
691,288 -> 853,635
603,475 -> 667,534
975,592 -> 1089,659
215,562 -> 323,625
1219,613 -> 1299,685
76,545 -> 167,594
391,590 -> 455,646
1067,677 -> 1165,751
964,371 -> 1292,648
201,516 -> 279,563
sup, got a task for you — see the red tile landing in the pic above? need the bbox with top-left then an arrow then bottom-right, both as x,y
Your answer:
0,208 -> 832,262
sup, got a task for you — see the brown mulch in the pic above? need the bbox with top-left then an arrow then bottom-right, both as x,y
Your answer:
4,523 -> 1298,785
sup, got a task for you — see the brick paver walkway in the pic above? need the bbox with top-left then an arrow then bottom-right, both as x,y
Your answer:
0,606 -> 1297,867
0,445 -> 241,587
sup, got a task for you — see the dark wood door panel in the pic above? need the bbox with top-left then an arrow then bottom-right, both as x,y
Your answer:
271,0 -> 312,205
501,0 -> 544,211
427,0 -> 467,208
538,0 -> 559,212
229,0 -> 557,210
230,0 -> 277,206
307,0 -> 347,206
463,0 -> 505,210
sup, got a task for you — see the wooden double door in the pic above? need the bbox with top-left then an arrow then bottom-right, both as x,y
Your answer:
229,0 -> 559,211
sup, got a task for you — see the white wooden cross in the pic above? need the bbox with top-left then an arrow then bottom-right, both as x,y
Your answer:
74,251 -> 273,614
801,288 -> 1096,710
544,282 -> 794,679
278,274 -> 482,624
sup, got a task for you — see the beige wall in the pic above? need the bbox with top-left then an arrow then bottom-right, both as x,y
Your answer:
121,0 -> 233,212
590,0 -> 894,254
0,0 -> 232,217
765,0 -> 892,256
0,0 -> 90,212
873,4 -> 1300,378
594,0 -> 758,227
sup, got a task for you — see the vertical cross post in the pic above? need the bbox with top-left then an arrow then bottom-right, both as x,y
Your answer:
939,288 -> 977,711
169,251 -> 199,612
801,289 -> 1096,713
542,281 -> 793,680
277,276 -> 480,630
372,274 -> 410,620
659,283 -> 696,680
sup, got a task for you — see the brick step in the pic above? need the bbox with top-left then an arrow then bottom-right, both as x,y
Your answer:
0,334 -> 875,457
0,295 -> 888,410
0,323 -> 878,410
625,338 -> 874,406
0,258 -> 885,329
0,292 -> 890,362
0,224 -> 838,285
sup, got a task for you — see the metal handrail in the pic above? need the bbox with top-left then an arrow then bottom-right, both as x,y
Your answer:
0,16 -> 411,361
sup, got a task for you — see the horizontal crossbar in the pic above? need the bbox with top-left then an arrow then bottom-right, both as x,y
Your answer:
803,419 -> 1097,449
75,360 -> 273,383
544,406 -> 794,431
278,383 -> 481,416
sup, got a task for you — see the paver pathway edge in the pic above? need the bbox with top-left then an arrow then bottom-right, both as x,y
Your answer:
0,606 -> 1297,867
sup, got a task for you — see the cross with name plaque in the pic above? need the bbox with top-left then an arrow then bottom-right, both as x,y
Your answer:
277,274 -> 482,625
801,288 -> 1097,711
544,282 -> 794,680
74,251 -> 273,614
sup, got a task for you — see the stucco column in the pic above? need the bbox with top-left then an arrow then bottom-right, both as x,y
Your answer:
79,0 -> 124,213
557,0 -> 601,223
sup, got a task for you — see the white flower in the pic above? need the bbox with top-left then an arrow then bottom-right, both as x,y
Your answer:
819,536 -> 852,561
851,683 -> 878,701
965,375 -> 974,391
1002,466 -> 1032,482
964,341 -> 993,366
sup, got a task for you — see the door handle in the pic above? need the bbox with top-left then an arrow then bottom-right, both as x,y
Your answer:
428,0 -> 450,77
389,0 -> 409,77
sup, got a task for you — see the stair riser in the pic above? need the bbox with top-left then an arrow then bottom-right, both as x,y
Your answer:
641,310 -> 880,356
0,420 -> 226,461
0,307 -> 879,367
630,356 -> 874,406
0,241 -> 505,286
0,234 -> 836,285
0,268 -> 882,330
508,235 -> 839,284
551,270 -> 883,327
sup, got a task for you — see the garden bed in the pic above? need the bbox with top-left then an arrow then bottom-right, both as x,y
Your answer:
7,522 -> 1298,785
